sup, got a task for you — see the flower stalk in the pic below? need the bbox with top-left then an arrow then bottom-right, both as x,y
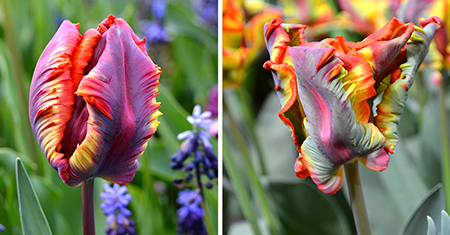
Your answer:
195,165 -> 215,235
344,162 -> 371,235
82,179 -> 96,235
200,194 -> 215,235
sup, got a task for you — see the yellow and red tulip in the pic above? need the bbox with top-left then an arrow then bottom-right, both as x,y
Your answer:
223,0 -> 281,87
29,15 -> 161,187
264,16 -> 441,194
426,0 -> 450,71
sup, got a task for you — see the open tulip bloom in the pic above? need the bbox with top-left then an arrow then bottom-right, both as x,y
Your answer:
29,15 -> 161,234
263,16 -> 442,234
263,16 -> 442,195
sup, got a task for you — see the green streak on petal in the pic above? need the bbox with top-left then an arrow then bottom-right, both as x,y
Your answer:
289,46 -> 389,194
375,18 -> 441,153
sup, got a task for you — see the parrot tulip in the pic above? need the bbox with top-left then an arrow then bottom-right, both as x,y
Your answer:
264,16 -> 442,194
29,15 -> 161,187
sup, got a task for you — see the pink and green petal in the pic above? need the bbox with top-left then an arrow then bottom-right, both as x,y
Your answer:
299,138 -> 344,194
263,61 -> 307,149
264,19 -> 308,149
264,18 -> 305,65
333,50 -> 376,123
288,46 -> 389,194
375,17 -> 442,153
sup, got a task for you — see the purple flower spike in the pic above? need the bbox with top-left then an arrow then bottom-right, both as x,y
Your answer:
187,105 -> 212,130
176,189 -> 207,235
170,105 -> 218,187
101,183 -> 136,235
152,0 -> 167,20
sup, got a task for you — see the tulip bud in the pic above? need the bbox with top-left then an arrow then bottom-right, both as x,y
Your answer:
29,15 -> 162,186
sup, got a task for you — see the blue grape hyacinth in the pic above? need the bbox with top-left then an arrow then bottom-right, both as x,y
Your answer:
100,183 -> 136,235
191,0 -> 218,31
176,189 -> 207,235
142,0 -> 169,45
171,105 -> 218,187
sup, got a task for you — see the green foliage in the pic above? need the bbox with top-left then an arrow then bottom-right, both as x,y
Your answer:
0,0 -> 218,234
401,184 -> 444,235
16,158 -> 52,235
223,10 -> 450,235
425,210 -> 450,235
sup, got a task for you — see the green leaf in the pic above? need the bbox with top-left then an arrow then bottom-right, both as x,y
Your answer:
401,184 -> 444,235
205,186 -> 219,235
441,210 -> 450,234
427,216 -> 436,235
127,183 -> 175,235
262,178 -> 355,235
423,210 -> 450,235
143,137 -> 178,182
228,220 -> 270,235
15,158 -> 52,235
157,84 -> 191,153
417,96 -> 443,188
357,138 -> 429,235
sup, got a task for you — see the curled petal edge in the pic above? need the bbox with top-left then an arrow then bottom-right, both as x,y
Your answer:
375,16 -> 442,153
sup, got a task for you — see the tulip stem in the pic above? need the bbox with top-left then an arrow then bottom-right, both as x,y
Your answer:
344,162 -> 371,235
82,179 -> 96,235
439,70 -> 450,212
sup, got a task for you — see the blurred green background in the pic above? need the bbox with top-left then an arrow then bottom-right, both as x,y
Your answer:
222,0 -> 450,234
0,0 -> 218,234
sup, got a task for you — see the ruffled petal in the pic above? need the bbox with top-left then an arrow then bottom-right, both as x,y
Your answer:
375,16 -> 442,153
264,18 -> 306,65
28,20 -> 81,183
347,18 -> 415,83
263,19 -> 309,150
288,46 -> 389,194
294,154 -> 310,178
243,8 -> 282,68
67,18 -> 161,186
299,138 -> 344,194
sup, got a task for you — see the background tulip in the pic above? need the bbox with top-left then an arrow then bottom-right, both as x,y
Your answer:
29,15 -> 161,187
